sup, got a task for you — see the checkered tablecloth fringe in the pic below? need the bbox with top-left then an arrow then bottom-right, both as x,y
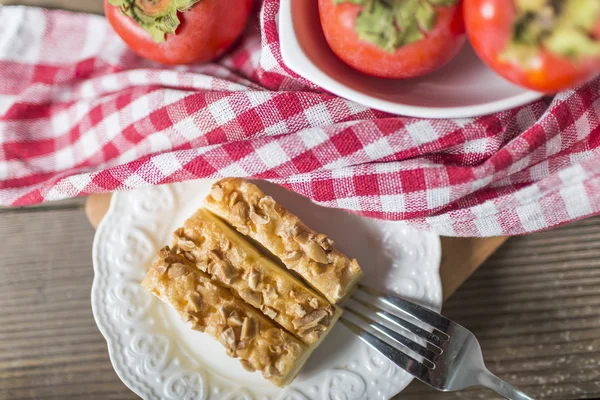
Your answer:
1,1 -> 600,236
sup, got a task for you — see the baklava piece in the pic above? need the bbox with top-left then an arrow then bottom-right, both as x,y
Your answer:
204,178 -> 364,303
141,247 -> 311,387
172,208 -> 342,347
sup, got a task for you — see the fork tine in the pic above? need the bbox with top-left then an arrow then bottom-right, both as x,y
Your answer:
348,296 -> 444,348
344,305 -> 438,362
355,286 -> 451,336
341,316 -> 430,377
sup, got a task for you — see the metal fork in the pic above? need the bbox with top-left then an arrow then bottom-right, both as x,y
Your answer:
342,285 -> 535,400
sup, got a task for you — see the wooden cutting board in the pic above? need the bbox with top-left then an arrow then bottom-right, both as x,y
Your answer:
85,194 -> 507,301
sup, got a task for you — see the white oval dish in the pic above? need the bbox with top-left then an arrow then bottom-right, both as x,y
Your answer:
278,0 -> 543,119
92,180 -> 442,399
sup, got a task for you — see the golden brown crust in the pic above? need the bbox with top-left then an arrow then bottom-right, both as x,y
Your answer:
172,208 -> 342,346
141,247 -> 310,387
204,178 -> 364,303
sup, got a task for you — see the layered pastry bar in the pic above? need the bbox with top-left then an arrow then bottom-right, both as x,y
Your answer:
203,178 -> 364,303
141,247 -> 311,387
172,208 -> 342,346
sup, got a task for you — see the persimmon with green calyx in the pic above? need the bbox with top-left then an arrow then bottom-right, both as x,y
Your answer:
465,0 -> 600,93
105,0 -> 253,65
318,0 -> 466,79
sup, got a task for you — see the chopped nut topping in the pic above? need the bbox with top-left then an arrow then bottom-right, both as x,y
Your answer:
242,289 -> 262,308
184,252 -> 196,262
177,237 -> 196,252
182,311 -> 194,324
309,298 -> 319,309
227,310 -> 244,327
191,321 -> 204,332
293,310 -> 328,331
213,260 -> 238,285
239,359 -> 254,372
273,221 -> 287,236
164,253 -> 181,265
249,205 -> 271,225
316,233 -> 334,251
211,186 -> 224,202
240,317 -> 256,340
334,256 -> 346,270
292,228 -> 311,245
262,306 -> 278,320
230,201 -> 249,224
282,251 -> 303,263
195,260 -> 208,272
294,304 -> 307,318
220,237 -> 231,251
208,249 -> 222,262
249,212 -> 270,225
218,305 -> 230,321
262,284 -> 278,301
305,240 -> 329,263
299,323 -> 327,336
220,327 -> 237,349
229,191 -> 241,207
174,228 -> 185,237
187,292 -> 203,311
258,195 -> 275,209
167,263 -> 187,279
247,268 -> 260,290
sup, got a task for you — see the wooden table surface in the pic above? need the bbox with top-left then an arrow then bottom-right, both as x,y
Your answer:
1,198 -> 599,399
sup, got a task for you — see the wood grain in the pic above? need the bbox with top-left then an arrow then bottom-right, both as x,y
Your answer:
0,200 -> 136,400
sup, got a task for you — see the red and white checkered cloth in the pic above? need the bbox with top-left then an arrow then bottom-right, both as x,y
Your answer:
1,2 -> 600,236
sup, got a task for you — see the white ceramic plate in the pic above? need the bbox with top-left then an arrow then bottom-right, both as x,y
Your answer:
278,0 -> 543,119
92,180 -> 442,400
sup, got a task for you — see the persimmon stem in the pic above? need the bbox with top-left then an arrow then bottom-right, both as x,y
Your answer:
135,0 -> 171,16
108,0 -> 201,43
505,0 -> 600,63
333,0 -> 459,52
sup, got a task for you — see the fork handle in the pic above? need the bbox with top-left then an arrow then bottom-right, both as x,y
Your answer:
478,369 -> 535,400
